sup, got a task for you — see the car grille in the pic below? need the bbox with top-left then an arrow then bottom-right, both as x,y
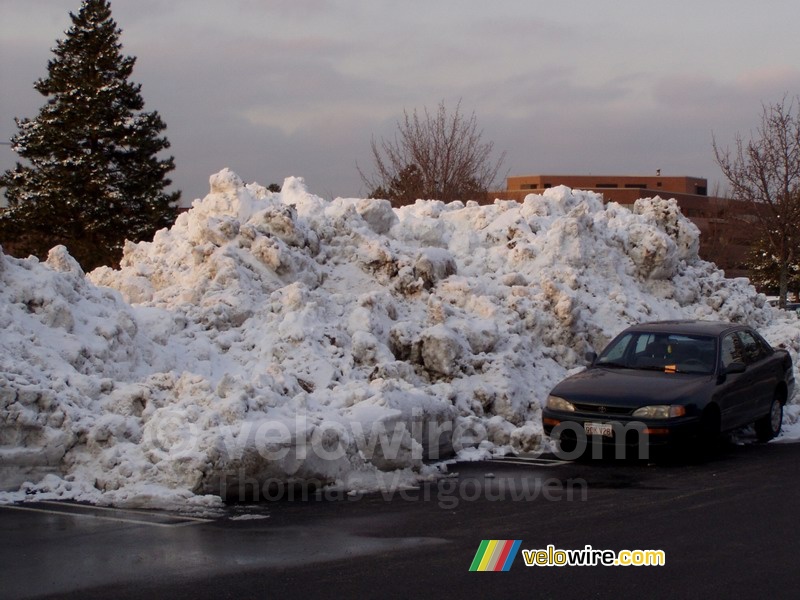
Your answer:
573,403 -> 633,416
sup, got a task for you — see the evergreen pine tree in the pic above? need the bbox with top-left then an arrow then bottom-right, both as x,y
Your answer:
0,0 -> 179,270
747,234 -> 800,298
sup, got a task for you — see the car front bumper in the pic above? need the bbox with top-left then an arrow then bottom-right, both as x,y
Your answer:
542,408 -> 703,451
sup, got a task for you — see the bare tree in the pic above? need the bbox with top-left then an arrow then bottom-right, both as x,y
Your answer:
713,97 -> 800,307
359,100 -> 506,206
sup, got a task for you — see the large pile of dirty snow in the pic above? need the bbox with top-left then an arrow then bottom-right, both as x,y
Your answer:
2,168 -> 799,509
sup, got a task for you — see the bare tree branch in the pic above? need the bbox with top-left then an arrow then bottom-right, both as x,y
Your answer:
358,100 -> 506,206
713,96 -> 800,306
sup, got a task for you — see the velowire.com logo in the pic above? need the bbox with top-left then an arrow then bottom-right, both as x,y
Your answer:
469,540 -> 522,572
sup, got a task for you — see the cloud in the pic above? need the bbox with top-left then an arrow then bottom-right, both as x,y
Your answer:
4,0 -> 800,204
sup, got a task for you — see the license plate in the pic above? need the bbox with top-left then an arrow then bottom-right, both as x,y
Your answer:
584,422 -> 613,437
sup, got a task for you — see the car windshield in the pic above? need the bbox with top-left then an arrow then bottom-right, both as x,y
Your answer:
596,331 -> 716,375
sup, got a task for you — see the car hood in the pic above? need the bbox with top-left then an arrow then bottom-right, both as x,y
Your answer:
550,367 -> 712,407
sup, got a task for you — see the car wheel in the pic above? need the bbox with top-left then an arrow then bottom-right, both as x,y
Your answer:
689,406 -> 721,458
755,393 -> 783,442
557,430 -> 578,455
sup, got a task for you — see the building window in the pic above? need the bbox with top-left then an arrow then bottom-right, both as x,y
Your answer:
624,183 -> 647,189
696,186 -> 707,196
596,183 -> 618,188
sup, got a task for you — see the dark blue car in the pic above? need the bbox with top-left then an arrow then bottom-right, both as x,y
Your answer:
542,321 -> 795,457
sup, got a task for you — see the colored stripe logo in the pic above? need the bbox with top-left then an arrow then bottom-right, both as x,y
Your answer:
469,540 -> 522,572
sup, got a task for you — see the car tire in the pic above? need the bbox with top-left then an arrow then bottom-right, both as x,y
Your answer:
557,430 -> 578,455
755,393 -> 783,442
691,406 -> 721,458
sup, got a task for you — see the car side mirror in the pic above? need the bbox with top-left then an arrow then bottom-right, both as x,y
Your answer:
724,362 -> 747,375
585,351 -> 597,365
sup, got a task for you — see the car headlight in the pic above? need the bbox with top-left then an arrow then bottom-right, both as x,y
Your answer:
546,395 -> 575,412
632,405 -> 686,419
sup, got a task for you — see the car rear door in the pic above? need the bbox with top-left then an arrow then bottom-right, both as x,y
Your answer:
717,331 -> 754,430
736,329 -> 776,420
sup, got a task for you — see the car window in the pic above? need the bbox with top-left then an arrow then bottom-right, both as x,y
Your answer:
633,334 -> 654,355
752,330 -> 774,354
720,333 -> 745,369
600,331 -> 715,374
736,330 -> 767,364
599,333 -> 633,364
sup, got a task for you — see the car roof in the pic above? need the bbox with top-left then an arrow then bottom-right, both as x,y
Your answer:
622,320 -> 744,337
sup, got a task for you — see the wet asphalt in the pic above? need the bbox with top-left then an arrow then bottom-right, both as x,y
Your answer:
2,439 -> 800,599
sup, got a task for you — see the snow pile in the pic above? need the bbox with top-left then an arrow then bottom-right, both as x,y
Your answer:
2,168 -> 799,509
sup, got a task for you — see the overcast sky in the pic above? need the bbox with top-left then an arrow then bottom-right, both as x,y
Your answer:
2,0 -> 800,205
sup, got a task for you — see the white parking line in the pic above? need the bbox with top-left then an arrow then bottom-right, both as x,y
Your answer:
487,457 -> 572,467
36,500 -> 213,522
0,502 -> 214,528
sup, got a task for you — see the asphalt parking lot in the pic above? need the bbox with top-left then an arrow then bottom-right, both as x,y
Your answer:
2,440 -> 800,600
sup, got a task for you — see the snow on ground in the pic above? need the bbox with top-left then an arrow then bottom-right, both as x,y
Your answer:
2,168 -> 800,509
